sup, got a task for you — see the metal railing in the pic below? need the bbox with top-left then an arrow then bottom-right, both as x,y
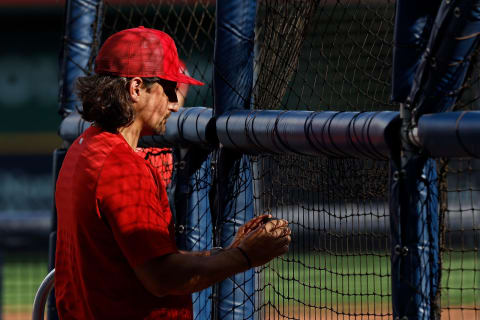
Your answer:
32,269 -> 55,320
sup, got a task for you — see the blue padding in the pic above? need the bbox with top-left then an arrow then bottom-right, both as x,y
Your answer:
217,110 -> 400,160
408,0 -> 480,117
391,0 -> 441,102
58,107 -> 214,148
213,0 -> 256,115
60,107 -> 406,160
418,111 -> 480,157
174,152 -> 214,320
390,158 -> 439,319
360,111 -> 401,158
58,112 -> 91,144
276,111 -> 316,154
162,107 -> 214,147
218,155 -> 255,320
59,0 -> 102,116
214,1 -> 256,318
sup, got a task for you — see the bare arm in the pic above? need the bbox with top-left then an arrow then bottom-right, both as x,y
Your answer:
134,247 -> 248,297
133,217 -> 291,297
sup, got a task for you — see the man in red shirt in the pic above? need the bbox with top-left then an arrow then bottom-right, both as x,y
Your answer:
55,26 -> 291,319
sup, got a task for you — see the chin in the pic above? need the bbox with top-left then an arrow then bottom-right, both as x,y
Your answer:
154,125 -> 166,135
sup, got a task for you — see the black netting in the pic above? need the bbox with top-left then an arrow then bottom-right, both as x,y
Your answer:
253,0 -> 396,112
435,41 -> 480,319
61,0 -> 480,319
438,159 -> 480,319
251,155 -> 391,319
251,1 -> 394,318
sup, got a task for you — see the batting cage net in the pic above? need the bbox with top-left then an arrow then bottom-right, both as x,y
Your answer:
251,1 -> 393,318
436,54 -> 480,318
55,0 -> 480,319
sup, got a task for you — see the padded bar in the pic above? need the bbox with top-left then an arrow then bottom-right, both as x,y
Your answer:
179,107 -> 214,145
418,111 -> 480,157
362,111 -> 401,159
249,110 -> 290,154
276,111 -> 317,155
217,110 -> 400,160
58,112 -> 91,144
59,107 -> 214,148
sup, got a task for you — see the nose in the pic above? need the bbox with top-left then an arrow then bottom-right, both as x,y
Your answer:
168,101 -> 179,112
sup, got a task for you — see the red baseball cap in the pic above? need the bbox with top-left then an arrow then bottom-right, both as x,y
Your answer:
94,26 -> 204,86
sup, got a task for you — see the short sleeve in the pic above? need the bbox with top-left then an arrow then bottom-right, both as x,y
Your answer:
96,144 -> 177,268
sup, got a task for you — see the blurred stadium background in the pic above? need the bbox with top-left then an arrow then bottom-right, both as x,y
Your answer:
0,1 -> 63,319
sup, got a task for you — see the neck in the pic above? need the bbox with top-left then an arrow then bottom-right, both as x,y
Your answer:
118,121 -> 142,150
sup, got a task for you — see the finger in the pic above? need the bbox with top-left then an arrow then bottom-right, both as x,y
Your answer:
278,228 -> 291,238
257,214 -> 271,220
249,215 -> 268,227
236,225 -> 245,234
242,221 -> 259,234
272,219 -> 288,228
244,215 -> 271,233
245,215 -> 268,228
265,219 -> 288,232
278,235 -> 291,247
246,225 -> 264,238
270,227 -> 288,238
264,220 -> 278,232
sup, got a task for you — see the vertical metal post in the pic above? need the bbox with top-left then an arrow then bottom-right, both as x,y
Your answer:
173,147 -> 213,320
58,0 -> 103,116
213,0 -> 257,318
390,103 -> 440,319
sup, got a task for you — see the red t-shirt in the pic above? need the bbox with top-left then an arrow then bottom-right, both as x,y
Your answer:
55,126 -> 192,320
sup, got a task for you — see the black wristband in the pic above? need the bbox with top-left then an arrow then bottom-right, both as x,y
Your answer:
236,247 -> 252,269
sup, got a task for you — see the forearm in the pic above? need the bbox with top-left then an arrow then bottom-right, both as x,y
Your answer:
177,249 -> 210,257
135,247 -> 249,297
135,217 -> 291,298
172,248 -> 249,295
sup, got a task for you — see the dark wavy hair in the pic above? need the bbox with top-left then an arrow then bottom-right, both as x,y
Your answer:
76,74 -> 160,132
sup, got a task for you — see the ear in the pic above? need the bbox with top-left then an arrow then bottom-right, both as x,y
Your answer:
128,77 -> 144,103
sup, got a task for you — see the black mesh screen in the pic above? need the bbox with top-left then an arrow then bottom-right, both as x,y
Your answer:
250,1 -> 394,318
64,0 -> 480,318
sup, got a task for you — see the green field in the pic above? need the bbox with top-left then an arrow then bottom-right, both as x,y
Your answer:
1,251 -> 478,313
262,251 -> 479,307
262,252 -> 392,307
441,251 -> 480,306
2,252 -> 48,308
